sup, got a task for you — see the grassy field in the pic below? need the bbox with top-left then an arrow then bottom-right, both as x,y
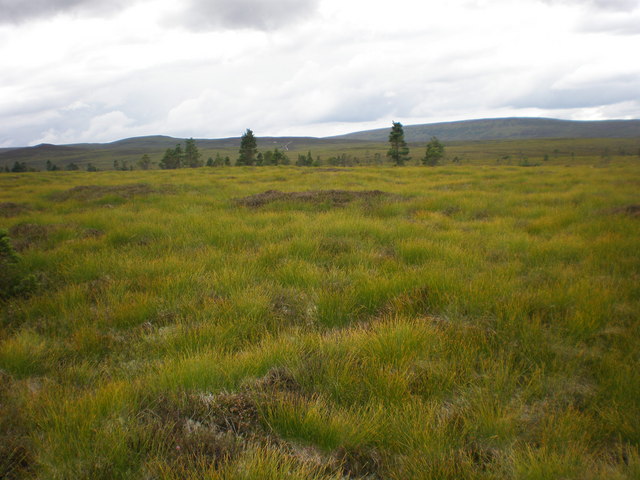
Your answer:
2,135 -> 640,171
1,162 -> 639,479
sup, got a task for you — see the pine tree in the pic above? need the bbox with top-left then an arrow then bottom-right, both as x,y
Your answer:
387,121 -> 410,166
272,148 -> 289,165
422,136 -> 445,166
138,154 -> 152,170
237,129 -> 257,166
159,145 -> 184,169
184,138 -> 202,168
11,162 -> 28,172
173,144 -> 184,168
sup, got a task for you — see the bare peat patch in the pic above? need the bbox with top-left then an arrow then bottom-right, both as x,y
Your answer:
8,223 -> 56,251
235,189 -> 389,208
610,204 -> 640,218
0,202 -> 31,217
50,183 -> 176,202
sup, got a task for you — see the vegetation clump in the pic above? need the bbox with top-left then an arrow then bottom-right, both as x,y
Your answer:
140,393 -> 248,475
0,230 -> 37,300
423,136 -> 446,166
0,372 -> 34,480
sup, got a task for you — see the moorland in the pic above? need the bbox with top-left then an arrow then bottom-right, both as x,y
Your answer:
1,122 -> 640,479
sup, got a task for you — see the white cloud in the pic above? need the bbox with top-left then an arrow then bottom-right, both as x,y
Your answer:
82,111 -> 135,141
62,101 -> 90,111
541,0 -> 639,11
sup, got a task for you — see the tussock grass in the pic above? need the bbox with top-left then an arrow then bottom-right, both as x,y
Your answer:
0,164 -> 639,478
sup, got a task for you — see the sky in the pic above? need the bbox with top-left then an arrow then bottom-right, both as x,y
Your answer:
0,0 -> 639,147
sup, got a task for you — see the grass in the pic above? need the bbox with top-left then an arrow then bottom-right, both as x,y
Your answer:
2,135 -> 640,171
0,160 -> 639,478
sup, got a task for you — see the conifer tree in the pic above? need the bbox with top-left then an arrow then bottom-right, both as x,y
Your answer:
237,129 -> 257,166
387,121 -> 410,166
184,138 -> 202,167
138,154 -> 152,170
422,136 -> 445,166
159,144 -> 184,169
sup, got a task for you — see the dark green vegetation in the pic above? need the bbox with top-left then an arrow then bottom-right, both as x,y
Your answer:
237,129 -> 258,166
1,160 -> 639,478
158,139 -> 204,170
422,137 -> 446,166
387,122 -> 411,166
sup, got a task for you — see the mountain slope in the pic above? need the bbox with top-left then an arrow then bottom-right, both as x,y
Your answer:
331,118 -> 640,142
0,144 -> 92,163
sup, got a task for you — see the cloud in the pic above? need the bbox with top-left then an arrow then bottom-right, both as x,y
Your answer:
538,0 -> 640,34
0,0 -> 128,24
505,72 -> 640,110
577,11 -> 640,34
1,0 -> 639,146
29,110 -> 147,145
541,0 -> 640,12
178,0 -> 320,31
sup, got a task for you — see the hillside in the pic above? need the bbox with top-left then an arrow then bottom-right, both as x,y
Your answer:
2,117 -> 639,170
331,117 -> 640,142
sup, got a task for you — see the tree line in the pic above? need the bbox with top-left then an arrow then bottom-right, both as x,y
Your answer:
2,123 -> 447,172
157,126 -> 446,169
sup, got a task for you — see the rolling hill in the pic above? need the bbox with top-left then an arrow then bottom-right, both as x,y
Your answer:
1,117 -> 639,170
330,117 -> 640,142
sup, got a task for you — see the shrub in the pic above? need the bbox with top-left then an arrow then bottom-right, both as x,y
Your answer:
0,230 -> 38,300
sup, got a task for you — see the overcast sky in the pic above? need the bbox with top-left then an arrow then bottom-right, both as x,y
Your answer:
0,0 -> 639,146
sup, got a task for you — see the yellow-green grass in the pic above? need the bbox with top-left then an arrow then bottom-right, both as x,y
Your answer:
1,163 -> 639,479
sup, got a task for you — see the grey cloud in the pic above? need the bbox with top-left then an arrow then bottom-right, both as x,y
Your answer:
505,74 -> 640,110
577,13 -> 640,34
315,93 -> 395,123
0,0 -> 127,24
541,0 -> 639,11
588,0 -> 638,10
180,0 -> 319,31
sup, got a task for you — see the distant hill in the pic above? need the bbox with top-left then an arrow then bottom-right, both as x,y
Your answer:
0,143 -> 92,163
0,135 -> 364,169
331,118 -> 640,142
2,117 -> 639,169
